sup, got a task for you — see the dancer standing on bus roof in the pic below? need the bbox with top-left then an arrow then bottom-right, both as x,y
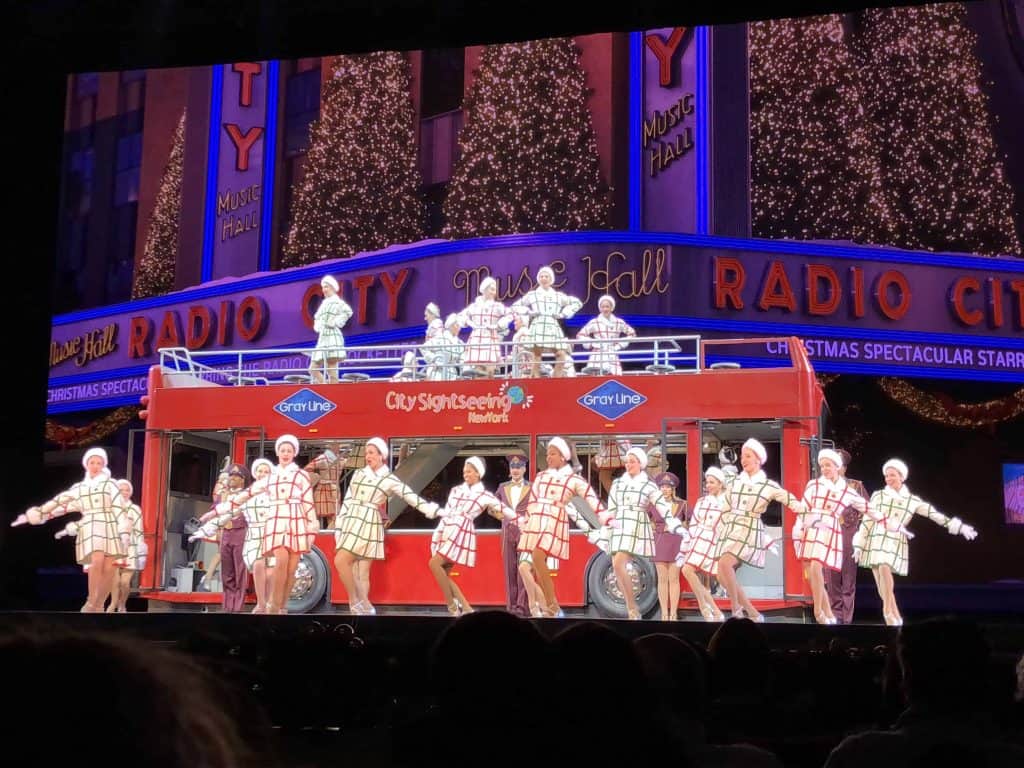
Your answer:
651,471 -> 687,621
310,275 -> 354,384
108,479 -> 145,613
511,265 -> 582,378
12,447 -> 129,612
429,456 -> 516,616
793,449 -> 867,625
333,437 -> 440,615
853,458 -> 977,626
598,447 -> 681,619
519,437 -> 602,617
576,294 -> 637,376
496,452 -> 532,617
457,277 -> 513,378
714,438 -> 805,622
678,467 -> 729,622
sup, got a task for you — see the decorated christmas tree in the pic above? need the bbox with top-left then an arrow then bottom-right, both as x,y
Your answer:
749,15 -> 897,244
855,4 -> 1021,256
281,52 -> 425,267
443,38 -> 611,238
132,110 -> 185,298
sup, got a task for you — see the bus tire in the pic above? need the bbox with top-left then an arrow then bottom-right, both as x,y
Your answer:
287,546 -> 330,613
585,552 -> 659,619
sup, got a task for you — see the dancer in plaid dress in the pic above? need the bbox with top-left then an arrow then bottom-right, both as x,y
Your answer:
519,437 -> 602,617
651,471 -> 687,621
853,458 -> 977,626
576,295 -> 637,376
13,447 -> 129,612
419,303 -> 446,380
429,456 -> 516,615
715,438 -> 805,622
511,265 -> 582,378
305,443 -> 347,528
309,275 -> 354,383
423,314 -> 465,381
334,437 -> 440,615
794,449 -> 867,625
679,467 -> 729,621
457,277 -> 513,377
108,479 -> 144,613
596,447 -> 680,619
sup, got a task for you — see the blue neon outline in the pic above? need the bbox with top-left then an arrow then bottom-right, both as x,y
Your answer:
629,31 -> 643,231
258,60 -> 279,272
696,26 -> 710,235
201,65 -> 224,284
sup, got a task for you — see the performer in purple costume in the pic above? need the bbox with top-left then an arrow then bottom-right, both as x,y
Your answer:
218,463 -> 250,613
495,452 -> 531,617
826,449 -> 868,624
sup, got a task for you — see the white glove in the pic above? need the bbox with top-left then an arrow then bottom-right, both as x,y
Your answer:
598,510 -> 614,526
764,536 -> 780,557
421,502 -> 441,520
959,523 -> 977,541
665,516 -> 683,535
188,521 -> 218,543
55,521 -> 79,539
249,478 -> 269,495
791,500 -> 807,514
852,548 -> 863,564
791,518 -> 804,542
121,533 -> 131,550
573,515 -> 592,533
587,527 -> 610,553
214,501 -> 233,516
500,507 -> 517,521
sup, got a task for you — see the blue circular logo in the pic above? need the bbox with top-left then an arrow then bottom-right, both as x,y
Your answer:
507,385 -> 525,404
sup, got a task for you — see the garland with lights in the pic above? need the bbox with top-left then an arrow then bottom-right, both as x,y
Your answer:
45,406 -> 140,449
443,37 -> 611,238
877,378 -> 1024,428
281,52 -> 425,267
132,110 -> 185,298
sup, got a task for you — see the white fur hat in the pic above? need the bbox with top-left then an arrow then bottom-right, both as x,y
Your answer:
425,302 -> 440,318
598,294 -> 616,310
251,458 -> 274,477
537,265 -> 555,282
116,478 -> 133,495
275,434 -> 299,454
445,313 -> 461,329
705,466 -> 726,485
626,446 -> 648,469
742,438 -> 767,464
883,458 -> 909,481
818,448 -> 843,469
82,447 -> 108,469
367,437 -> 389,461
479,277 -> 497,295
548,437 -> 571,461
321,275 -> 339,292
465,456 -> 486,479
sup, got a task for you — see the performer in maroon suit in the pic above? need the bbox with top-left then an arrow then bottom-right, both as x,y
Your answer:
218,463 -> 250,613
827,449 -> 869,624
495,452 -> 531,617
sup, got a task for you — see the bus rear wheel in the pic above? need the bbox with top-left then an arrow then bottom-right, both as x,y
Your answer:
287,546 -> 330,613
585,552 -> 658,619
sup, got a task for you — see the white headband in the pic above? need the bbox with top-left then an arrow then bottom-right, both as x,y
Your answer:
479,277 -> 497,295
626,446 -> 648,469
818,449 -> 843,469
742,438 -> 767,464
537,266 -> 555,282
883,458 -> 908,481
598,294 -> 616,310
320,275 -> 339,292
275,434 -> 299,454
548,437 -> 571,461
82,447 -> 108,469
705,466 -> 726,484
251,458 -> 273,476
425,302 -> 440,318
465,456 -> 486,479
367,437 -> 389,461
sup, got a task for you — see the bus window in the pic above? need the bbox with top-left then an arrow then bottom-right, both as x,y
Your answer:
169,443 -> 217,497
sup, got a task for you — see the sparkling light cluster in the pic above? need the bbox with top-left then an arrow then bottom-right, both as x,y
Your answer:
877,377 -> 1024,428
442,38 -> 611,238
750,5 -> 1022,257
750,15 -> 898,244
45,406 -> 139,449
132,110 -> 186,298
282,52 -> 425,267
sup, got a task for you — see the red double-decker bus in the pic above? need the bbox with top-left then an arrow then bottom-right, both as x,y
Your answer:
134,335 -> 826,617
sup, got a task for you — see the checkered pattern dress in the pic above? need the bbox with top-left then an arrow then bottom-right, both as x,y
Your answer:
311,294 -> 354,363
46,475 -> 128,564
260,464 -> 316,555
683,492 -> 729,575
576,314 -> 636,375
715,470 -> 802,568
431,482 -> 512,567
458,298 -> 512,365
423,331 -> 464,381
605,472 -> 672,557
308,452 -> 342,520
593,439 -> 631,469
794,477 -> 867,571
856,486 -> 952,576
512,287 -> 582,353
114,503 -> 145,570
335,465 -> 436,559
242,493 -> 273,569
519,465 -> 605,560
